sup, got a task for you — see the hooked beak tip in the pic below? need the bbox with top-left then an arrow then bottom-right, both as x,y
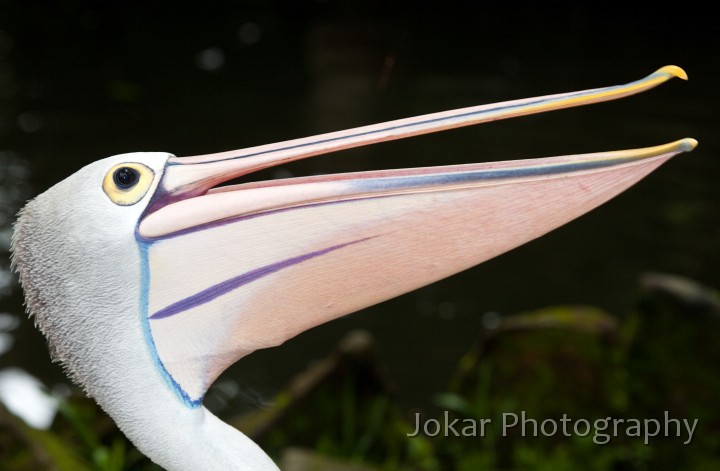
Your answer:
655,65 -> 688,81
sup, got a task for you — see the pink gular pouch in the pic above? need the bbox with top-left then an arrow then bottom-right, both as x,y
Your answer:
11,65 -> 696,471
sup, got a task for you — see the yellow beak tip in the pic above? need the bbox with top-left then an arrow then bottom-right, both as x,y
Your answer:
680,137 -> 698,152
657,65 -> 688,81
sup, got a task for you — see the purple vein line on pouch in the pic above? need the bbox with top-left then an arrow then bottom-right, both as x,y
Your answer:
149,236 -> 376,320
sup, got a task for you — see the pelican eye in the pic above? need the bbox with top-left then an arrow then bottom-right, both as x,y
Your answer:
103,162 -> 154,206
113,167 -> 139,189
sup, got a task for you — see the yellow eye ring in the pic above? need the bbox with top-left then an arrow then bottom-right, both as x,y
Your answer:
102,163 -> 154,206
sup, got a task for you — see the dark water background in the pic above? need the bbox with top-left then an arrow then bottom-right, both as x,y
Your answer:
0,2 -> 717,415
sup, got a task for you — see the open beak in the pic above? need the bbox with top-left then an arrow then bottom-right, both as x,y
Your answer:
135,66 -> 696,406
139,65 -> 693,238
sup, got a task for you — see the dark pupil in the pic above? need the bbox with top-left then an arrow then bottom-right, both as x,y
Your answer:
113,167 -> 139,189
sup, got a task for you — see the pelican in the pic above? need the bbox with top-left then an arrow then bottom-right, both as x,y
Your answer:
11,66 -> 695,470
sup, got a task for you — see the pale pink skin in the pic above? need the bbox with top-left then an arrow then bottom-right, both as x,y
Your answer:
137,66 -> 695,405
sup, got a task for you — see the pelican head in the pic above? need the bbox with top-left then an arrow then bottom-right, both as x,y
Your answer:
11,66 -> 695,470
